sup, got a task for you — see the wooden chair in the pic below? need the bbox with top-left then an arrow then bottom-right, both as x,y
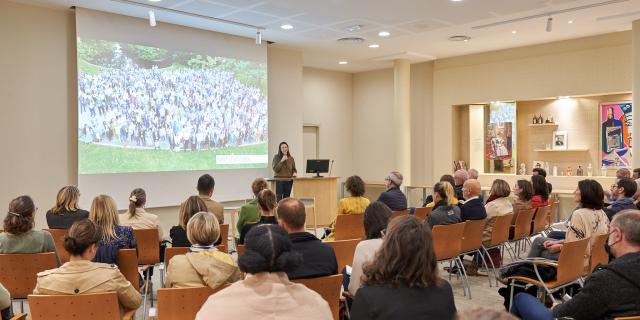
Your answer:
293,274 -> 342,320
413,207 -> 432,221
509,208 -> 536,258
9,314 -> 26,320
215,224 -> 229,253
391,209 -> 409,219
506,237 -> 591,309
28,292 -> 135,320
44,229 -> 70,263
460,219 -> 491,287
531,205 -> 551,236
325,239 -> 360,271
117,249 -> 139,291
432,222 -> 470,298
0,252 -> 59,312
157,285 -> 229,320
482,214 -> 514,286
587,233 -> 609,274
333,214 -> 365,241
132,228 -> 161,315
164,247 -> 189,267
236,244 -> 245,256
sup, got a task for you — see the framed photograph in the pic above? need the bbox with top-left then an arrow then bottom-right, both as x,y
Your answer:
552,131 -> 567,150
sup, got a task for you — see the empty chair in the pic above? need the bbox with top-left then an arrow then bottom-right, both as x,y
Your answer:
44,229 -> 70,263
333,214 -> 365,240
293,275 -> 343,320
28,292 -> 135,320
414,207 -> 432,221
325,239 -> 360,272
157,285 -> 228,320
0,253 -> 59,312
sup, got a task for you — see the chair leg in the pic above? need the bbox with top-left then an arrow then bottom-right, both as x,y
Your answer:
456,257 -> 472,299
482,246 -> 500,287
475,249 -> 492,287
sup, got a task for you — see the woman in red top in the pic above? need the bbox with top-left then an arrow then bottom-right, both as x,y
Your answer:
531,175 -> 550,208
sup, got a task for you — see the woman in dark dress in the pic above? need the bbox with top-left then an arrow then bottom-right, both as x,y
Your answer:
170,196 -> 208,247
239,189 -> 278,244
46,186 -> 89,229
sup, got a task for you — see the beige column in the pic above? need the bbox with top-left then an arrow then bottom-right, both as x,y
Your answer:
393,59 -> 411,185
633,20 -> 640,169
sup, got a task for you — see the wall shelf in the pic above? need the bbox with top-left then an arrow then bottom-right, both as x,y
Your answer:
528,123 -> 558,127
533,148 -> 589,152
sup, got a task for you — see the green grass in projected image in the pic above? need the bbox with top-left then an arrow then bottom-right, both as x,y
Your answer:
79,142 -> 268,174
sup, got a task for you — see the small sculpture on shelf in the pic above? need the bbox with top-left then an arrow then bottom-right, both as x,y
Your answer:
576,165 -> 584,176
519,163 -> 526,175
567,166 -> 573,176
552,165 -> 558,177
587,163 -> 593,177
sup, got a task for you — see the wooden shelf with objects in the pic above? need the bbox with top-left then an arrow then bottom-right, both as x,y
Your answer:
533,148 -> 589,152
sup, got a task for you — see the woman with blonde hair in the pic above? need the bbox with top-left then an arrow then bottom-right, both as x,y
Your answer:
170,196 -> 208,247
238,189 -> 278,244
426,181 -> 461,228
46,186 -> 89,229
89,195 -> 136,264
165,212 -> 240,289
119,188 -> 162,239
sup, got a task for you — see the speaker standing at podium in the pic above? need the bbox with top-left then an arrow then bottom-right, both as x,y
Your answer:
272,141 -> 297,200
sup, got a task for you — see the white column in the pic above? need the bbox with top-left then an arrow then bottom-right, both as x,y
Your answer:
633,20 -> 640,169
393,59 -> 411,185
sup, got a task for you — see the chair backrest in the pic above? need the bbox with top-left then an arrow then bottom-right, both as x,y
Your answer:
293,274 -> 342,320
413,207 -> 432,221
0,253 -> 59,299
548,200 -> 559,226
164,247 -> 190,267
157,285 -> 229,320
215,224 -> 229,253
488,214 -> 514,247
44,229 -> 70,263
512,208 -> 535,240
28,292 -> 122,320
132,228 -> 160,265
391,209 -> 409,219
117,249 -> 139,290
556,237 -> 591,285
588,233 -> 609,273
237,244 -> 245,256
431,222 -> 466,261
532,206 -> 551,234
334,214 -> 365,241
325,239 -> 360,271
614,317 -> 640,320
460,219 -> 487,253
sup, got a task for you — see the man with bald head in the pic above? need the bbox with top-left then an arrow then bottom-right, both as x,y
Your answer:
460,179 -> 487,221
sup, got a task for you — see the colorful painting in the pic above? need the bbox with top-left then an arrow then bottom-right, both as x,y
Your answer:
485,122 -> 513,160
601,102 -> 632,167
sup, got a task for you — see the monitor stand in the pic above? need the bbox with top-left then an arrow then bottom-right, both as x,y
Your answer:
314,172 -> 324,178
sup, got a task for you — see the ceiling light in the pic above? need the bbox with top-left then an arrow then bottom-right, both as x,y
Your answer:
450,0 -> 463,2
368,44 -> 380,48
511,30 -> 517,34
558,96 -> 570,100
546,16 -> 553,32
448,35 -> 471,42
148,0 -> 161,2
378,31 -> 391,37
280,24 -> 293,30
338,60 -> 348,65
148,10 -> 156,27
256,30 -> 262,45
345,25 -> 363,32
568,20 -> 574,24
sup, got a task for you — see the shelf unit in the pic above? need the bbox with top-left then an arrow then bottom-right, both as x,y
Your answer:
533,148 -> 589,152
528,123 -> 559,127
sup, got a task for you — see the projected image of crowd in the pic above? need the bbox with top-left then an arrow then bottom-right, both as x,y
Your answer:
78,55 -> 268,151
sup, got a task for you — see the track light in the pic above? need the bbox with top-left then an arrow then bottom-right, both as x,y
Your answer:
148,10 -> 156,27
546,16 -> 553,32
255,30 -> 262,45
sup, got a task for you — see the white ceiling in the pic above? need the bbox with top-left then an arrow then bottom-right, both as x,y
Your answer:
13,0 -> 640,72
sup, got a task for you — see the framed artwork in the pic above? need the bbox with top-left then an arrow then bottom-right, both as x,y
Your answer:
552,131 -> 567,150
601,102 -> 632,167
485,122 -> 513,160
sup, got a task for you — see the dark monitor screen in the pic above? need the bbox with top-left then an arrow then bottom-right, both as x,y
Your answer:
306,159 -> 330,176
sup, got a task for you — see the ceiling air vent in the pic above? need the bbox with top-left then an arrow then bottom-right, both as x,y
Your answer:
336,37 -> 366,45
448,35 -> 471,42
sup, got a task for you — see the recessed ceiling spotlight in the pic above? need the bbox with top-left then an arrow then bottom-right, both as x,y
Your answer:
378,31 -> 391,37
368,44 -> 380,48
558,96 -> 571,100
338,60 -> 348,65
568,20 -> 574,24
148,0 -> 162,2
448,35 -> 471,42
450,0 -> 464,2
345,24 -> 363,32
280,24 -> 293,30
511,30 -> 517,34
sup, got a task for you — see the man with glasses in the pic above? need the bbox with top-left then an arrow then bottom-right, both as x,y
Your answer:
377,171 -> 407,211
604,177 -> 637,220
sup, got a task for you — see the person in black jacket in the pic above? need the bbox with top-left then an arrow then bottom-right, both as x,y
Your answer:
460,179 -> 487,221
604,177 -> 637,220
351,215 -> 457,319
46,186 -> 90,229
277,198 -> 338,280
454,169 -> 468,201
377,171 -> 407,211
510,210 -> 640,320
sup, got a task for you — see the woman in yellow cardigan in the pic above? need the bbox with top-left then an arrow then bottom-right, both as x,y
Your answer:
326,175 -> 370,240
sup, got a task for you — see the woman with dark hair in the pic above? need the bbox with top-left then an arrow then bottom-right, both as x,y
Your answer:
196,224 -> 332,320
326,175 -> 370,240
528,179 -> 609,261
511,180 -> 534,224
351,215 -> 457,319
348,201 -> 391,296
119,188 -> 162,239
272,141 -> 297,200
531,175 -> 550,208
0,196 -> 59,264
239,189 -> 278,244
46,185 -> 89,229
33,219 -> 142,312
170,196 -> 208,247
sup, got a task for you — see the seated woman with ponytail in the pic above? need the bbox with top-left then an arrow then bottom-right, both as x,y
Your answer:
196,224 -> 332,320
0,195 -> 60,264
119,188 -> 162,240
34,219 -> 142,314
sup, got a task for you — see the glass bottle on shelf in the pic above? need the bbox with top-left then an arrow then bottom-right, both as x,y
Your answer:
532,114 -> 537,124
587,163 -> 593,177
576,165 -> 583,176
601,165 -> 608,177
552,165 -> 558,176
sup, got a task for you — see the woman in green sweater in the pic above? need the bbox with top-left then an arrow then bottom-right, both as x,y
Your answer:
236,178 -> 268,235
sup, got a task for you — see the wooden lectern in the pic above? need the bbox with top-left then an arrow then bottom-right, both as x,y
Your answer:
267,176 -> 339,227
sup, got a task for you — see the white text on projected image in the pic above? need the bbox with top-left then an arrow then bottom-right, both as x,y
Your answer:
77,38 -> 268,174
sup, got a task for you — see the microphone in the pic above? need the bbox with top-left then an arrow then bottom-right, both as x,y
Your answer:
329,160 -> 334,177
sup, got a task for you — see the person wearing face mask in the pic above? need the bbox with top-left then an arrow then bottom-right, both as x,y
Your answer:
510,210 -> 640,320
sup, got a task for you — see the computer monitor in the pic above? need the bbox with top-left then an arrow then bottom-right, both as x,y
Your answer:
306,159 -> 330,177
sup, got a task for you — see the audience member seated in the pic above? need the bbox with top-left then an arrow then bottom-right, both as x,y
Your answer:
33,219 -> 142,314
0,195 -> 59,264
528,179 -> 609,262
423,174 -> 458,207
484,179 -> 513,244
119,188 -> 162,239
511,180 -> 534,225
46,186 -> 89,229
239,189 -> 278,244
531,175 -> 550,208
468,168 -> 480,180
89,195 -> 137,264
510,210 -> 640,320
236,178 -> 268,235
326,175 -> 370,240
348,201 -> 391,296
196,224 -> 332,320
0,282 -> 10,320
460,179 -> 487,221
278,198 -> 338,279
377,171 -> 407,211
170,196 -> 208,247
426,181 -> 461,228
350,216 -> 457,319
165,212 -> 240,289
532,168 -> 553,194
604,177 -> 637,220
633,168 -> 640,201
454,169 -> 468,201
196,174 -> 224,224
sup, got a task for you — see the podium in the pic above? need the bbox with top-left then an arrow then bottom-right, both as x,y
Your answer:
268,176 -> 339,227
